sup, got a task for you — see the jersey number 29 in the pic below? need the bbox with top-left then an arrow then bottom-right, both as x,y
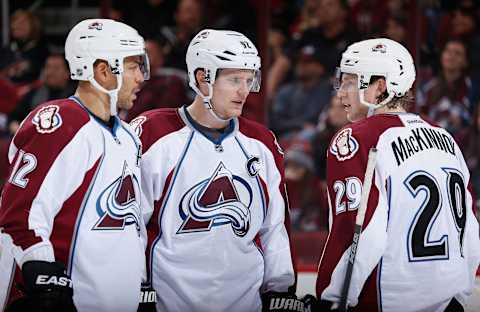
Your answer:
405,169 -> 466,261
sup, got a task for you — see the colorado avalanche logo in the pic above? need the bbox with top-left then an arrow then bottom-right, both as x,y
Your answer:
88,21 -> 103,30
177,162 -> 252,237
372,43 -> 386,53
130,116 -> 146,137
93,161 -> 141,233
330,128 -> 359,161
32,105 -> 62,134
197,30 -> 210,39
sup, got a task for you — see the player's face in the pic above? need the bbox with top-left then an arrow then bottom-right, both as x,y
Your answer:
211,69 -> 255,119
117,56 -> 145,111
336,73 -> 368,122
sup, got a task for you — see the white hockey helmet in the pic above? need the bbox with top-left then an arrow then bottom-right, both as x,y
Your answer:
65,19 -> 150,115
336,38 -> 415,110
186,29 -> 261,117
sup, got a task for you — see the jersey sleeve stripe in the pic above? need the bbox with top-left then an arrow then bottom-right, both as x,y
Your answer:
146,168 -> 174,282
50,156 -> 102,267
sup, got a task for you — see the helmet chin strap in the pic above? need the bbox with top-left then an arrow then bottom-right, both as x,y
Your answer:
359,89 -> 395,117
191,83 -> 232,122
88,74 -> 123,116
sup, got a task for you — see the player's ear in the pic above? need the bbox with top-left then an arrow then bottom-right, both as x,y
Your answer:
93,60 -> 112,84
194,69 -> 209,95
374,78 -> 387,101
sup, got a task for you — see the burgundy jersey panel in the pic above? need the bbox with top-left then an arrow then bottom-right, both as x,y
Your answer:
0,99 -> 90,250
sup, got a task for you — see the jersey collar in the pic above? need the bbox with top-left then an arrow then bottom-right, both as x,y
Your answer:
178,105 -> 239,145
69,96 -> 120,137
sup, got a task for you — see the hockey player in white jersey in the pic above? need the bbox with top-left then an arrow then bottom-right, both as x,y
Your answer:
130,29 -> 310,312
0,19 -> 150,311
315,38 -> 480,312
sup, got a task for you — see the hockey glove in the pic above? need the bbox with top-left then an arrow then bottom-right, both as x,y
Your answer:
6,261 -> 76,312
262,292 -> 316,312
137,283 -> 157,312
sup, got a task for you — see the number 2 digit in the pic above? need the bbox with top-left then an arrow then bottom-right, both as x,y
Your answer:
405,169 -> 467,261
8,149 -> 37,188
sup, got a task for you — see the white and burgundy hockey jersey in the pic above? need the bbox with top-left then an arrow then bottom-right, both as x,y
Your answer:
131,107 -> 295,312
0,96 -> 146,312
316,113 -> 480,312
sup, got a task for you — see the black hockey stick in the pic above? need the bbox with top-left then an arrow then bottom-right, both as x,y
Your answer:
339,148 -> 378,312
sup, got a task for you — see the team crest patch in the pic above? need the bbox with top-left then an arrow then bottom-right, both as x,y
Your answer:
196,30 -> 210,39
32,105 -> 62,134
88,21 -> 103,30
130,116 -> 146,137
330,128 -> 359,161
372,43 -> 386,53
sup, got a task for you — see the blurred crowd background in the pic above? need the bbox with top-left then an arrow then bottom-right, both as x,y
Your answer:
1,0 -> 480,270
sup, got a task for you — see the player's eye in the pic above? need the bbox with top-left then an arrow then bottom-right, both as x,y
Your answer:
228,77 -> 241,84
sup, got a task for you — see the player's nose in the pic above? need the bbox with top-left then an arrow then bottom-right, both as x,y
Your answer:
237,81 -> 249,97
135,67 -> 145,84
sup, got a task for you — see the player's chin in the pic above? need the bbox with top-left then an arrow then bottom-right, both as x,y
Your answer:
229,106 -> 243,118
118,99 -> 134,111
346,112 -> 357,123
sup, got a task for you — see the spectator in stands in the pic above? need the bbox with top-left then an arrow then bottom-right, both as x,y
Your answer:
417,39 -> 473,140
455,104 -> 480,204
292,0 -> 358,76
125,38 -> 191,121
109,0 -> 176,38
437,2 -> 480,92
266,0 -> 309,101
8,9 -> 49,83
384,13 -> 408,46
160,0 -> 205,71
312,94 -> 349,180
0,48 -> 20,190
350,0 -> 388,37
285,141 -> 328,231
289,0 -> 320,37
269,43 -> 332,140
203,0 -> 257,39
437,1 -> 478,49
0,48 -> 20,119
266,26 -> 291,103
8,54 -> 75,135
267,0 -> 357,99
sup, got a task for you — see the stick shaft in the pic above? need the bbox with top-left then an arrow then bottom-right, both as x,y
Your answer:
339,148 -> 378,312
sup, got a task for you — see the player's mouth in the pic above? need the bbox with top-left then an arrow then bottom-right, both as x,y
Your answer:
232,100 -> 243,106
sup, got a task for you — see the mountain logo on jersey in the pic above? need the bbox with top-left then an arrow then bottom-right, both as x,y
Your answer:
177,162 -> 252,237
32,105 -> 63,134
93,161 -> 141,233
330,128 -> 359,161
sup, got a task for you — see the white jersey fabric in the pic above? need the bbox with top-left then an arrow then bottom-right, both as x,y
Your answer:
316,113 -> 480,311
131,106 -> 295,312
0,96 -> 145,312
